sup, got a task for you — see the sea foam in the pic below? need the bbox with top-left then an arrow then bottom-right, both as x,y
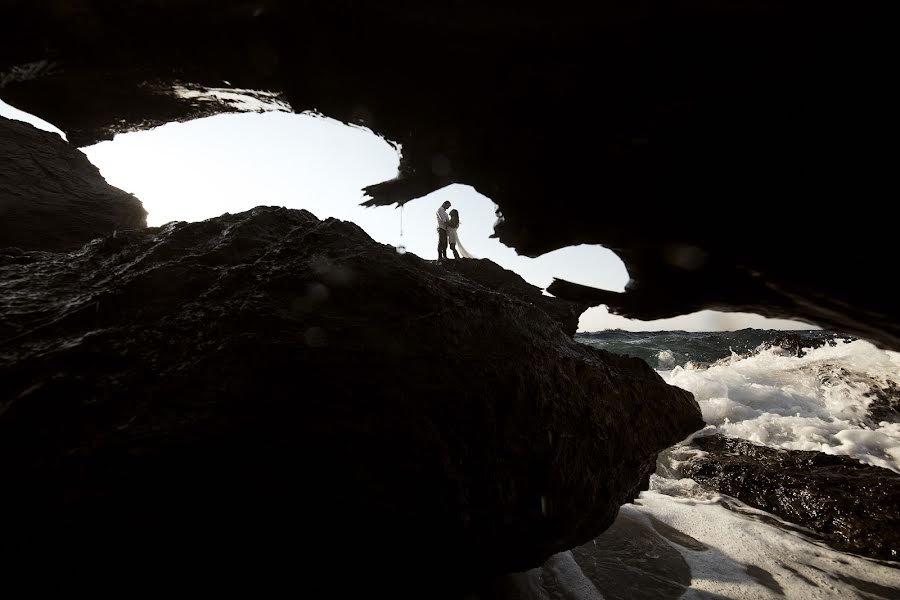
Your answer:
660,339 -> 900,472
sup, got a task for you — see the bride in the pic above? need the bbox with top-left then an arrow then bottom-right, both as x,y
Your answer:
447,209 -> 475,259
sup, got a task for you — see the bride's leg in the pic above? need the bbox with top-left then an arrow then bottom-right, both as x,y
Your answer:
450,243 -> 460,259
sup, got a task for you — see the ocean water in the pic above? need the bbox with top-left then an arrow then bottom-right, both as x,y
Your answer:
505,330 -> 900,599
578,330 -> 900,473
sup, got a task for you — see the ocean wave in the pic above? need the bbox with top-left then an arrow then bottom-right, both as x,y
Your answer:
660,339 -> 900,472
577,329 -> 840,369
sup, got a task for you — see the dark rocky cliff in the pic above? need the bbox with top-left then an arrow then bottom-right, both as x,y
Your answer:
0,116 -> 146,251
0,204 -> 702,593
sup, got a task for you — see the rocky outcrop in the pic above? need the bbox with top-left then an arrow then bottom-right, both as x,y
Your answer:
683,434 -> 900,561
760,332 -> 840,358
0,116 -> 146,251
440,258 -> 586,337
1,2 -> 896,348
866,378 -> 900,425
0,207 -> 702,593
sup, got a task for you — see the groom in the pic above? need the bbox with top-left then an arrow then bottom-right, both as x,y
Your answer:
436,200 -> 451,261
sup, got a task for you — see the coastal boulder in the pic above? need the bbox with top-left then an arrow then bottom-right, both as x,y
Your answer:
683,434 -> 900,561
0,206 -> 702,592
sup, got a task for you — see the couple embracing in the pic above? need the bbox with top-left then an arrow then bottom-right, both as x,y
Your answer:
435,201 -> 473,261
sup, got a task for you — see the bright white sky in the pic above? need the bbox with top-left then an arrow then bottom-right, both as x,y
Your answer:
1,99 -> 814,331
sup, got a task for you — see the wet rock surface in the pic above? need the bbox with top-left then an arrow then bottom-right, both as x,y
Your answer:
567,512 -> 692,600
684,434 -> 900,561
482,511 -> 692,600
814,363 -> 900,426
762,332 -> 841,358
0,116 -> 146,252
0,206 -> 702,593
866,379 -> 900,425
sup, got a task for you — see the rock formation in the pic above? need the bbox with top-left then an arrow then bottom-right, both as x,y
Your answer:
683,434 -> 900,561
0,204 -> 702,592
1,1 -> 896,348
0,116 -> 146,251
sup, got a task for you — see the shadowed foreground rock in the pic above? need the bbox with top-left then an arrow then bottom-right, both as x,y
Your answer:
0,207 -> 702,593
684,434 -> 900,561
0,116 -> 146,251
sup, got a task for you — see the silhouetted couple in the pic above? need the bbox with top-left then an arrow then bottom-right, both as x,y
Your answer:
436,201 -> 473,261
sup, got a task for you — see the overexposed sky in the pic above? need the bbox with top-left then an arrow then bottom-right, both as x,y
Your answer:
1,99 -> 814,331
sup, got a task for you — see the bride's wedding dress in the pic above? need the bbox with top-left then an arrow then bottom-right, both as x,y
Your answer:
448,227 -> 475,259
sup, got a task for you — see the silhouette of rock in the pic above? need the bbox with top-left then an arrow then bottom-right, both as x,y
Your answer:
684,434 -> 900,561
440,257 -> 585,337
0,206 -> 702,594
1,2 -> 896,348
0,116 -> 146,251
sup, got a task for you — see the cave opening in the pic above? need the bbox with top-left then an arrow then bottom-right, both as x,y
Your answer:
1,99 -> 813,332
1,3 -> 898,594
